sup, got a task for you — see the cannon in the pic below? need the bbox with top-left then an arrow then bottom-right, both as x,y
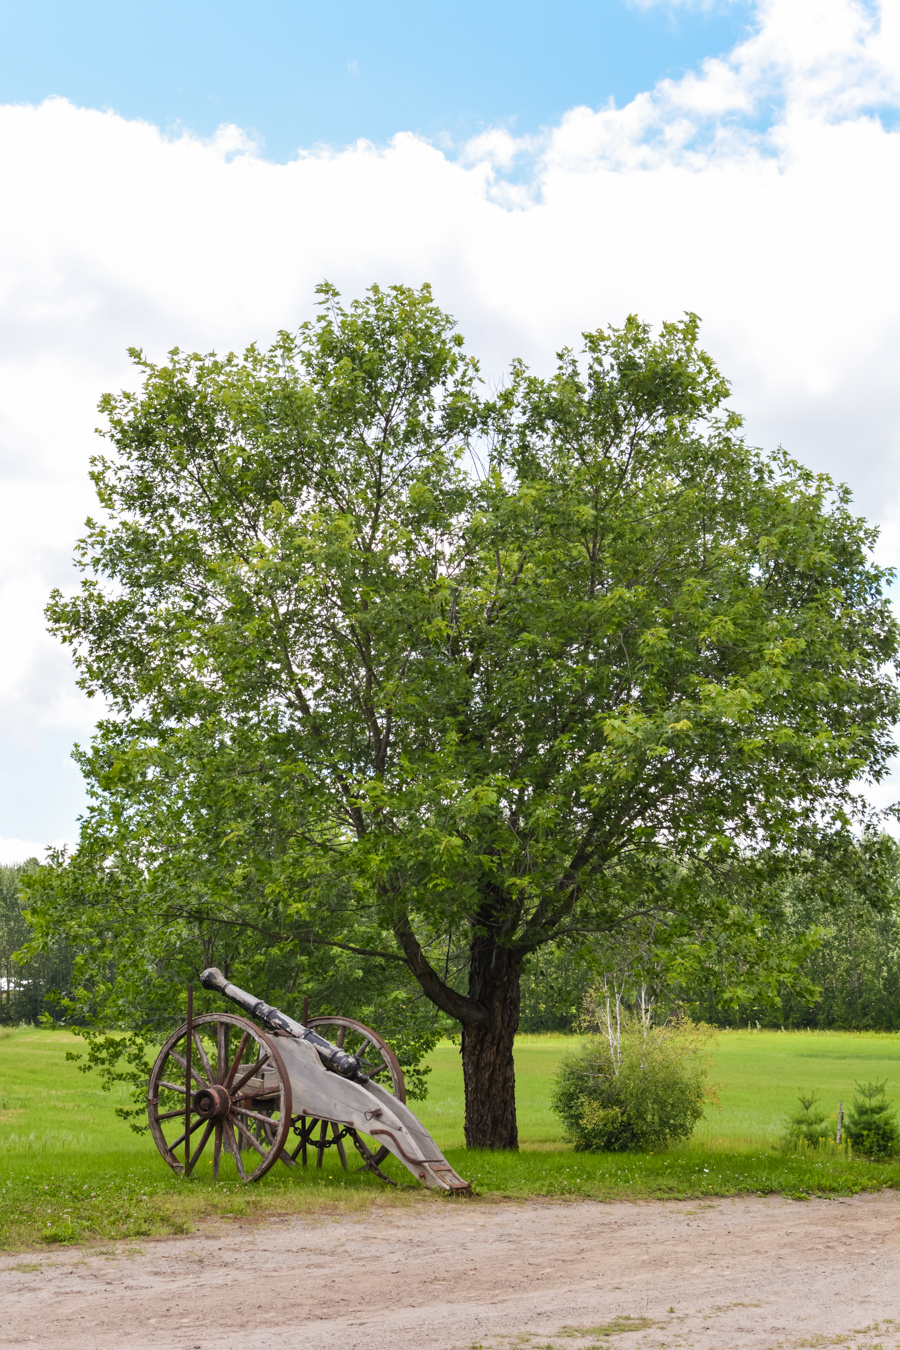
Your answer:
146,969 -> 469,1193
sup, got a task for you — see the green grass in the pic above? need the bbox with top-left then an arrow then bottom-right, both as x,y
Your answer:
1,1025 -> 898,1251
423,1034 -> 572,1148
422,1028 -> 900,1152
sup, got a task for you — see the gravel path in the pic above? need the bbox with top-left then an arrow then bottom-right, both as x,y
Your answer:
2,1192 -> 899,1349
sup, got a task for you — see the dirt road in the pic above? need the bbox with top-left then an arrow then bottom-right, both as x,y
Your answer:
2,1192 -> 899,1350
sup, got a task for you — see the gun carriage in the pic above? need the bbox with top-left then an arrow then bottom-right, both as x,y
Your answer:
147,968 -> 469,1193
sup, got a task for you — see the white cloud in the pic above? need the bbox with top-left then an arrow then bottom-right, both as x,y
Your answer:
625,0 -> 742,11
0,836 -> 71,866
1,0 -> 900,839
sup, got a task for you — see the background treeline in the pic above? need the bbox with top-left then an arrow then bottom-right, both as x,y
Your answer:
691,876 -> 900,1032
520,846 -> 900,1034
5,842 -> 900,1032
0,860 -> 77,1024
518,893 -> 900,1033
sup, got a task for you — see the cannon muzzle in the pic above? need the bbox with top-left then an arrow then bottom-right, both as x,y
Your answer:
199,966 -> 229,997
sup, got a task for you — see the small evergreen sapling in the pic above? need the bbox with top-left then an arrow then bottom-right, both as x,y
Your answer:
784,1091 -> 830,1149
845,1081 -> 899,1160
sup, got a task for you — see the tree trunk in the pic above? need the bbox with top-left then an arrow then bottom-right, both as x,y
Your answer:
393,901 -> 523,1149
461,943 -> 521,1150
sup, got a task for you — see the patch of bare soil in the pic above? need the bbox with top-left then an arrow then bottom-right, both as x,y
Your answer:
1,1192 -> 899,1350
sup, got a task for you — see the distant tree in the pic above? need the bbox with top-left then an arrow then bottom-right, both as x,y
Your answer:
684,835 -> 900,1030
0,863 -> 30,1021
27,283 -> 900,1148
518,942 -> 593,1033
0,860 -> 76,1024
777,845 -> 900,1030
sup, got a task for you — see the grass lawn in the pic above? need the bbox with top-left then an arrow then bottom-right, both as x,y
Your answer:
1,1024 -> 898,1250
420,1028 -> 900,1152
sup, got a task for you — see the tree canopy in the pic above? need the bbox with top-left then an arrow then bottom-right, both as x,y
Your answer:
29,282 -> 900,1147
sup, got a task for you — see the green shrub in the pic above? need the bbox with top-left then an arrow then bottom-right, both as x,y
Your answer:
784,1091 -> 832,1149
550,1006 -> 714,1152
845,1081 -> 900,1161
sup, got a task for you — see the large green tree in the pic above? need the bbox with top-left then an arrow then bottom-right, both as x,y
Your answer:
32,284 -> 900,1147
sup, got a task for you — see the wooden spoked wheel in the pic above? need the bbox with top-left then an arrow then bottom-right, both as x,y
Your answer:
283,1015 -> 405,1176
148,1012 -> 292,1183
307,1015 -> 405,1102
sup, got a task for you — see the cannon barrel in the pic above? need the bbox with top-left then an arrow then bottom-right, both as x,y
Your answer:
199,967 -> 368,1083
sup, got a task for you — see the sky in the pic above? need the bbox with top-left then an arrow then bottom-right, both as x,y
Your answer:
0,0 -> 899,862
0,1 -> 758,159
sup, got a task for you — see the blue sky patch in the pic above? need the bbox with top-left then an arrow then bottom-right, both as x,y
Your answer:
1,0 -> 758,159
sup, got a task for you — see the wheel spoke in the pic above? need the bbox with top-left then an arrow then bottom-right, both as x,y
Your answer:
232,1115 -> 270,1160
232,1053 -> 270,1096
213,1123 -> 223,1179
352,1036 -> 374,1069
232,1105 -> 281,1129
192,1029 -> 214,1081
216,1021 -> 229,1084
348,1129 -> 396,1183
288,1115 -> 315,1164
156,1107 -> 188,1122
224,1031 -> 250,1089
158,1080 -> 187,1095
167,1113 -> 207,1155
167,1049 -> 206,1092
332,1122 -> 348,1169
223,1121 -> 246,1180
316,1119 -> 329,1169
186,1120 -> 214,1175
303,1116 -> 317,1165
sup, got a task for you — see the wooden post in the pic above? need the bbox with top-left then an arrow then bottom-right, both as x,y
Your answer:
184,984 -> 193,1174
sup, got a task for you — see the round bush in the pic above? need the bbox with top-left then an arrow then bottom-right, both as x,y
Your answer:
551,1013 -> 713,1152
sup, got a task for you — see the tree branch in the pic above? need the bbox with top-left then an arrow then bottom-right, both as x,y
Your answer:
393,912 -> 488,1026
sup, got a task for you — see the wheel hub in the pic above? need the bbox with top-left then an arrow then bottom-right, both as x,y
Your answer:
192,1084 -> 231,1121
